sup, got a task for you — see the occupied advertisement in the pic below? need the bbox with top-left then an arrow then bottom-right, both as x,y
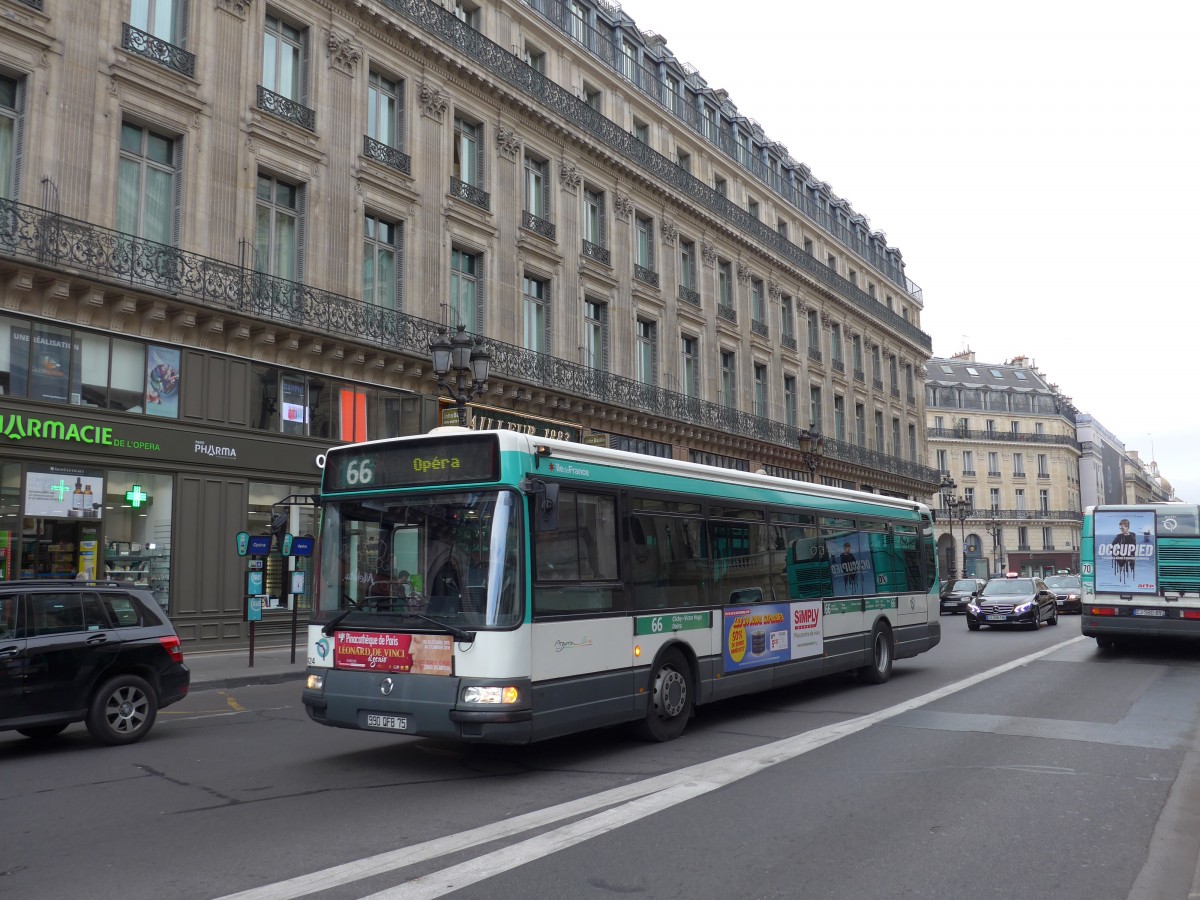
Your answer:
826,531 -> 875,597
1094,509 -> 1157,595
25,467 -> 105,519
145,345 -> 181,418
333,631 -> 454,675
9,327 -> 81,404
790,601 -> 824,659
724,604 -> 791,672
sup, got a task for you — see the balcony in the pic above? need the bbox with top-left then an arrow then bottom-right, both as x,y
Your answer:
256,85 -> 315,132
582,239 -> 610,266
678,285 -> 701,307
634,264 -> 659,288
521,210 -> 556,241
853,368 -> 865,383
752,319 -> 769,338
808,347 -> 823,364
781,334 -> 797,351
926,427 -> 1080,449
450,177 -> 490,211
717,304 -> 737,324
831,358 -> 845,374
121,24 -> 196,78
363,136 -> 412,176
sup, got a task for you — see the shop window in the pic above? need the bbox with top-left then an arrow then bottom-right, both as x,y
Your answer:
104,471 -> 174,611
249,481 -> 316,609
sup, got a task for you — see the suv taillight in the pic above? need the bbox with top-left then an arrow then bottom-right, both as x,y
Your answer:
159,635 -> 184,663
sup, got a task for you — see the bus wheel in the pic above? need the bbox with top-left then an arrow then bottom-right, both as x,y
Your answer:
858,622 -> 894,684
635,649 -> 692,742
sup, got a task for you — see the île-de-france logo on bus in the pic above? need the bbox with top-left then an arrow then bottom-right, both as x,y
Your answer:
547,462 -> 590,477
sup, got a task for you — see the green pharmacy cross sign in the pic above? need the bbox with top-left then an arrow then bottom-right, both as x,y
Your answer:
49,479 -> 71,501
125,484 -> 149,508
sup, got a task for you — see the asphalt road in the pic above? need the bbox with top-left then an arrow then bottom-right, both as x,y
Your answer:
3,614 -> 1199,900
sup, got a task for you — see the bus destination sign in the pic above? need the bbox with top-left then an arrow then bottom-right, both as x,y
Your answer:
324,435 -> 499,492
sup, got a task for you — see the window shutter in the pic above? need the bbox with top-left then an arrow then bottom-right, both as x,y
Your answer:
300,27 -> 311,106
648,220 -> 655,269
542,279 -> 552,354
474,123 -> 484,189
600,303 -> 610,371
599,193 -> 606,246
11,78 -> 25,201
172,134 -> 184,246
474,252 -> 484,331
651,325 -> 658,384
397,78 -> 407,149
178,0 -> 190,48
295,184 -> 307,282
394,219 -> 405,311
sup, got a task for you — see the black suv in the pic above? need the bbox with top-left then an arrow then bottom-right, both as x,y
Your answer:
0,582 -> 190,745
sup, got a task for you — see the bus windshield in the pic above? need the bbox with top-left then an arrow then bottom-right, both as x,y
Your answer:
316,490 -> 522,629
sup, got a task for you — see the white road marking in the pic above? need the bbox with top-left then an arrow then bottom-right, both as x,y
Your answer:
218,635 -> 1085,900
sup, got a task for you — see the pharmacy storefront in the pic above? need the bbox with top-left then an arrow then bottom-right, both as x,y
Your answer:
0,406 -> 323,644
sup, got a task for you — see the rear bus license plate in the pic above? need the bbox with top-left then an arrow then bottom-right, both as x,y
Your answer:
985,615 -> 1007,621
1132,609 -> 1166,617
366,714 -> 408,731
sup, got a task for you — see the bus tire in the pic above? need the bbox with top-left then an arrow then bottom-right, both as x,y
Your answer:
634,649 -> 692,742
858,622 -> 894,684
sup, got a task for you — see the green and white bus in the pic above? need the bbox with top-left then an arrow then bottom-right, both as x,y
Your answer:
301,429 -> 942,743
1081,503 -> 1200,648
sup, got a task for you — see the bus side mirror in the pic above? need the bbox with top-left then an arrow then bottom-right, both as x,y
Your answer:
523,479 -> 559,532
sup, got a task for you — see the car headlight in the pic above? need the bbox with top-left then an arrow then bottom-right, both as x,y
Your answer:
1013,601 -> 1034,614
966,602 -> 980,614
1067,593 -> 1079,601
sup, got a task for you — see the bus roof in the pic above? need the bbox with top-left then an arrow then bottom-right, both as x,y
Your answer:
325,427 -> 930,518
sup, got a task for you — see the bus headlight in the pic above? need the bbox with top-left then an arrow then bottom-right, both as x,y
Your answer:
463,686 -> 520,705
306,673 -> 325,691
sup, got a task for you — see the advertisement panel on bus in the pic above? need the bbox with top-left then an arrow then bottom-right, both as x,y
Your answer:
1094,509 -> 1157,594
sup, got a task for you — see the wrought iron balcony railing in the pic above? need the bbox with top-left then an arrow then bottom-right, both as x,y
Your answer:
717,304 -> 737,324
450,177 -> 490,210
937,508 -> 1083,523
582,239 -> 610,265
0,197 -> 945,486
927,427 -> 1080,449
634,264 -> 659,288
363,135 -> 412,175
677,285 -> 700,307
780,334 -> 797,352
521,210 -> 555,240
121,24 -> 196,78
374,0 -> 930,342
256,85 -> 316,132
751,319 -> 769,338
808,348 -> 822,364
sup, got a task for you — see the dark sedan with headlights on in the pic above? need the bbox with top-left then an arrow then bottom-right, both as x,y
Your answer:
939,578 -> 987,615
966,575 -> 1059,631
1044,574 -> 1083,614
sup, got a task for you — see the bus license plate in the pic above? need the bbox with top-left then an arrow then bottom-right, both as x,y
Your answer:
366,714 -> 408,731
985,615 -> 1007,621
1132,609 -> 1166,617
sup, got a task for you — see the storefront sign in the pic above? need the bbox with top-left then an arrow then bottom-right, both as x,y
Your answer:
442,401 -> 582,443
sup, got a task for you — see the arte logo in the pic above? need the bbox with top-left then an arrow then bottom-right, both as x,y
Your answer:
194,440 -> 237,458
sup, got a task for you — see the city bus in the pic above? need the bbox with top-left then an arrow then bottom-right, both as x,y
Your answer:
301,428 -> 941,743
1081,503 -> 1200,648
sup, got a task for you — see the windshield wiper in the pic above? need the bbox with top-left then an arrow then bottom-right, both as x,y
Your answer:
406,613 -> 476,644
323,596 -> 369,636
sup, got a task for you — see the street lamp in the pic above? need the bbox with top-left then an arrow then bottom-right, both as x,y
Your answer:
798,423 -> 826,481
939,474 -> 972,579
430,324 -> 491,427
985,522 -> 1005,576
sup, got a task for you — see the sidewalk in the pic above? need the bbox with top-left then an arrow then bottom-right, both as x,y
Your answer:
184,643 -> 308,691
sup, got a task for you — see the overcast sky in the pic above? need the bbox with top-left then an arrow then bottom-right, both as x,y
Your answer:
616,0 -> 1198,503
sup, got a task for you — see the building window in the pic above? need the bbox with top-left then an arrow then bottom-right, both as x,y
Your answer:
452,116 -> 483,189
1018,526 -> 1029,550
676,149 -> 691,172
714,175 -> 726,197
453,0 -> 480,28
1042,526 -> 1053,550
363,214 -> 402,309
719,350 -> 736,407
263,13 -> 305,102
130,0 -> 185,43
254,172 -> 302,281
827,253 -> 837,271
632,118 -> 649,144
830,323 -> 843,365
854,403 -> 866,446
522,42 -> 546,73
747,198 -> 759,220
0,74 -> 22,200
784,375 -> 797,427
1015,488 -> 1026,511
450,247 -> 479,331
523,274 -> 549,353
583,298 -> 608,370
781,296 -> 795,342
718,259 -> 733,309
988,452 -> 999,476
679,239 -> 697,294
809,386 -> 822,433
908,423 -> 917,460
807,309 -> 820,352
990,488 -> 1001,510
681,335 -> 699,398
367,70 -> 404,150
635,213 -> 655,271
584,84 -> 601,111
524,153 -> 549,220
583,186 -> 606,247
117,121 -> 178,245
635,318 -> 657,385
891,418 -> 900,457
833,394 -> 845,441
962,450 -> 974,475
851,334 -> 864,377
751,278 -> 765,325
1013,452 -> 1025,477
1040,489 -> 1050,513
1037,453 -> 1049,477
754,363 -> 768,418
935,447 -> 948,473
777,220 -> 788,239
568,1 -> 586,42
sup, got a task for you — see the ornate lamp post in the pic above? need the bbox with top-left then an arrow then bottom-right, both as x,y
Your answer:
430,324 -> 491,427
985,522 -> 1005,576
798,424 -> 826,482
939,474 -> 972,579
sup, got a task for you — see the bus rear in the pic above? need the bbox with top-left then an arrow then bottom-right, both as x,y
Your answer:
1081,504 -> 1200,647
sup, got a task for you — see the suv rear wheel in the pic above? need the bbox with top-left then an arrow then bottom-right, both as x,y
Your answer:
86,675 -> 158,745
